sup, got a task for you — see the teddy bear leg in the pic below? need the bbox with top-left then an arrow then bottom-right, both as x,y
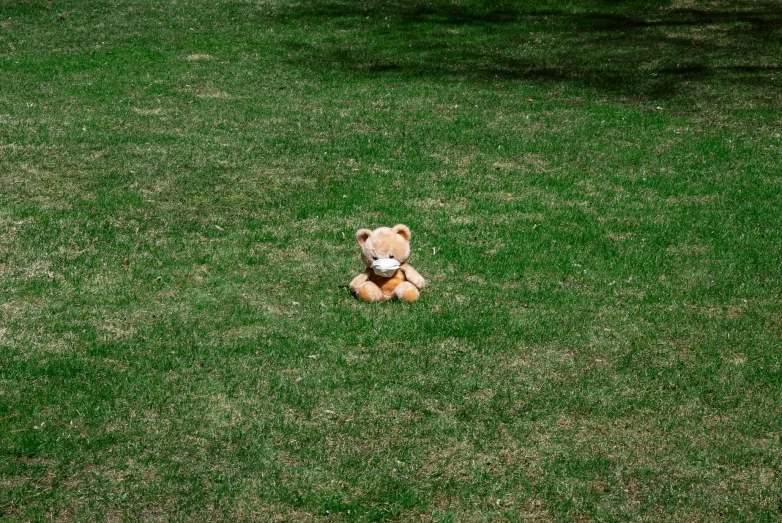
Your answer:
356,281 -> 384,302
394,282 -> 420,303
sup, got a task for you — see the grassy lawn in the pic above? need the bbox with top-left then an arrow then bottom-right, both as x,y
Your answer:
1,0 -> 781,520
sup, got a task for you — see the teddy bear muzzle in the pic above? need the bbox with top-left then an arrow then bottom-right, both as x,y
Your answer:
370,258 -> 401,277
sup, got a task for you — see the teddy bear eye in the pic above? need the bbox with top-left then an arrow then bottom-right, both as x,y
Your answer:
389,255 -> 394,259
373,256 -> 378,260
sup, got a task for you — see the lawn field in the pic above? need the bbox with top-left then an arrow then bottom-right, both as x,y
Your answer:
1,0 -> 781,521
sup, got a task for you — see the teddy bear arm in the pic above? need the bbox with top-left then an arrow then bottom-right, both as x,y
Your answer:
401,263 -> 425,289
349,269 -> 372,293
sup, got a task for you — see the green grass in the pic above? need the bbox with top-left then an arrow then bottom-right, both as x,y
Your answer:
1,0 -> 781,520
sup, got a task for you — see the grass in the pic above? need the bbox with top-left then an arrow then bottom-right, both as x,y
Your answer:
1,0 -> 781,520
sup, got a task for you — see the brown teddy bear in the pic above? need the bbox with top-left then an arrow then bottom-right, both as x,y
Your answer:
349,224 -> 426,302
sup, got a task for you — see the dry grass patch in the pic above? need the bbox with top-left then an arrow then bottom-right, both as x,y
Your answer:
131,107 -> 165,116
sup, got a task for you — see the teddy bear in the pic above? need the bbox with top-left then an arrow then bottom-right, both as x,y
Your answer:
349,224 -> 426,302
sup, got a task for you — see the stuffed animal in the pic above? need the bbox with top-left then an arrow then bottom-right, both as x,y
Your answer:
349,224 -> 426,302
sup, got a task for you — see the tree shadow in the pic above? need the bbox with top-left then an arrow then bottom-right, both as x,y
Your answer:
274,0 -> 782,105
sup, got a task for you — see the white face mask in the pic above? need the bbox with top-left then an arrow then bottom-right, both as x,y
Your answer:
370,258 -> 401,277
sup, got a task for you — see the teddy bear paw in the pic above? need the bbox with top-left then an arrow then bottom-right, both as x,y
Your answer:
395,282 -> 420,303
357,282 -> 384,302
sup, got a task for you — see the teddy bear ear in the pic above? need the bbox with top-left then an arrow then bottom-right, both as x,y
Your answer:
392,224 -> 411,241
355,229 -> 372,246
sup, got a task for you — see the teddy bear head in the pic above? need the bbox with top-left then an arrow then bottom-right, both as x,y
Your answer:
355,224 -> 412,267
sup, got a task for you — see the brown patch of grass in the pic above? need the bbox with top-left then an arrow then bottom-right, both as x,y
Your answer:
132,107 -> 165,116
205,394 -> 243,428
608,231 -> 635,242
0,299 -> 29,321
410,197 -> 469,212
2,164 -> 86,210
196,89 -> 234,99
185,53 -> 212,61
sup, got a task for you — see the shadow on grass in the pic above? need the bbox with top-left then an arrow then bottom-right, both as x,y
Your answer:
275,0 -> 782,104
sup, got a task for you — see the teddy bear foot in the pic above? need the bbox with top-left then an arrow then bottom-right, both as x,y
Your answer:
356,282 -> 384,302
394,282 -> 420,303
